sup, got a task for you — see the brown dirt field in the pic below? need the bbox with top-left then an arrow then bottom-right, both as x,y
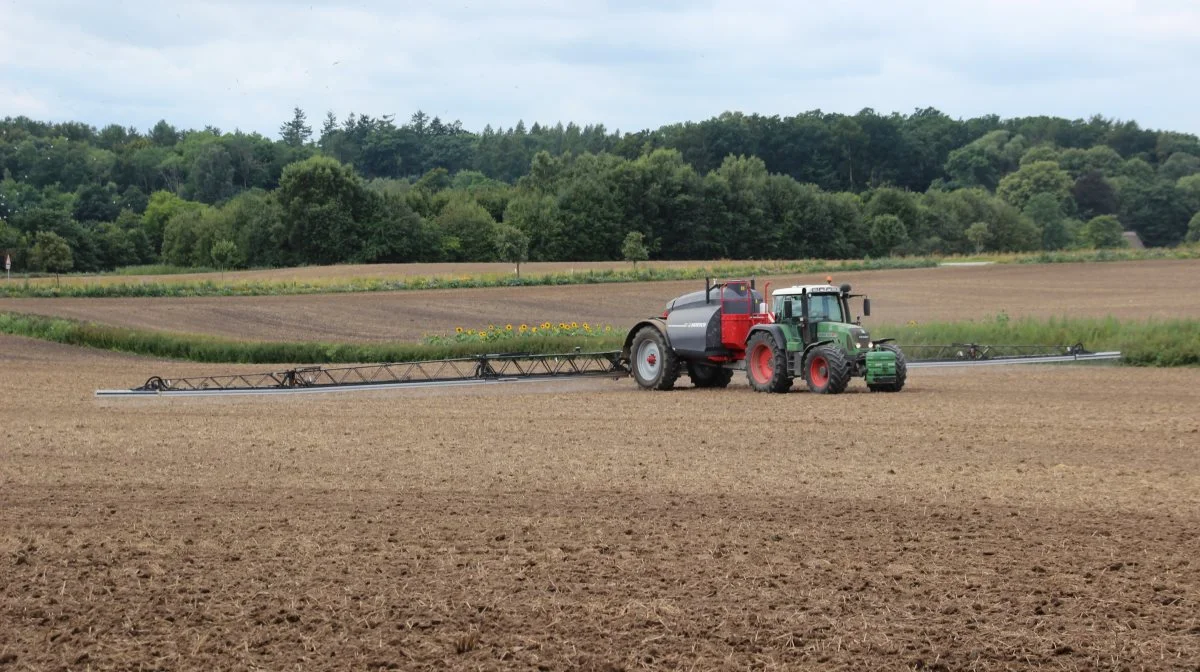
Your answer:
3,259 -> 1198,342
2,335 -> 1199,670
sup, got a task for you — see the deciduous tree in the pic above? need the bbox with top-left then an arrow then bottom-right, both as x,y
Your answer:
30,230 -> 73,283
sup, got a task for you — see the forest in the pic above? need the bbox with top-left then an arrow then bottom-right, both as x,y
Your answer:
1,107 -> 1199,274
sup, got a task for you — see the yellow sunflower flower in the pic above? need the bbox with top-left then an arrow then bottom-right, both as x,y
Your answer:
519,324 -> 528,332
505,324 -> 513,331
455,326 -> 463,334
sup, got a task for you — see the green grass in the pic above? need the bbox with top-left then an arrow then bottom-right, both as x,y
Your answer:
877,314 -> 1200,367
998,246 -> 1200,265
3,311 -> 1196,367
111,264 -> 220,276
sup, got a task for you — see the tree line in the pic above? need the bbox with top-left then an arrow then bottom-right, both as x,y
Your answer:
2,107 -> 1199,275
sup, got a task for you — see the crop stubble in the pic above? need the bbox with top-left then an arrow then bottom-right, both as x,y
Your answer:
1,335 -> 1199,670
2,259 -> 1199,342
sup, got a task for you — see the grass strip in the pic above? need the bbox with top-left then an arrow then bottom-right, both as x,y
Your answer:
0,257 -> 939,298
878,314 -> 1200,367
3,312 -> 1196,367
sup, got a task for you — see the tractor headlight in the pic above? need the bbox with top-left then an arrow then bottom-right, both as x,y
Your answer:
868,341 -> 874,349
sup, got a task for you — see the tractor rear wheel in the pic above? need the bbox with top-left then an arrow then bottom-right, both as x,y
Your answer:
687,362 -> 733,388
630,326 -> 679,391
868,343 -> 907,392
746,332 -> 792,393
805,345 -> 851,394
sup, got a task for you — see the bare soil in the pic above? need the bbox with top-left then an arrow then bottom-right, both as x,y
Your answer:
2,335 -> 1198,670
3,259 -> 1199,342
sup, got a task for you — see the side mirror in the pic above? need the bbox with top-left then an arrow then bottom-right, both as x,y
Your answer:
863,298 -> 872,317
783,301 -> 793,318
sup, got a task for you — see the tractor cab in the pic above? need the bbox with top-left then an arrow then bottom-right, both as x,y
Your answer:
771,282 -> 873,351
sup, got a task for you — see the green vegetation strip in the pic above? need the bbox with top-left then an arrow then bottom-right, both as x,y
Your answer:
883,314 -> 1200,367
962,246 -> 1200,265
3,312 -> 1196,367
1,258 -> 939,299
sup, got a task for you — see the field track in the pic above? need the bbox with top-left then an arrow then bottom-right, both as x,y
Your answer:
2,334 -> 1199,669
2,259 -> 1198,342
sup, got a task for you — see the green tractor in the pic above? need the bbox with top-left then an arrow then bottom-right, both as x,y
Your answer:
747,282 -> 906,393
623,278 -> 906,393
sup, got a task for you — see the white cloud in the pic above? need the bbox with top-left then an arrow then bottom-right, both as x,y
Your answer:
0,0 -> 1197,137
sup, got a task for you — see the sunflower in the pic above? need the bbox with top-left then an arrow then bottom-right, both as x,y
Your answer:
505,324 -> 513,331
455,326 -> 463,334
531,326 -> 539,334
519,324 -> 528,332
583,322 -> 591,331
571,321 -> 578,329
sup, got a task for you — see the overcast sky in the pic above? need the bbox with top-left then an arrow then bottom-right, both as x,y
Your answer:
2,0 -> 1198,139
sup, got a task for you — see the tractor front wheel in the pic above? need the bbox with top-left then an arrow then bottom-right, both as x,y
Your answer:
688,362 -> 734,388
868,343 -> 907,392
630,326 -> 679,391
746,332 -> 792,393
805,345 -> 851,394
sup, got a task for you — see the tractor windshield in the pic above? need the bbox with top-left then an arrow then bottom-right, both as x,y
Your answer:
807,294 -> 844,323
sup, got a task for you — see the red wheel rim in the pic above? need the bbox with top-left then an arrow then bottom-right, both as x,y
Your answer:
752,344 -> 773,383
646,353 -> 657,366
809,355 -> 829,387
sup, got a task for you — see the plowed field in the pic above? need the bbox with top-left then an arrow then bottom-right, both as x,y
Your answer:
2,335 -> 1198,670
2,259 -> 1197,342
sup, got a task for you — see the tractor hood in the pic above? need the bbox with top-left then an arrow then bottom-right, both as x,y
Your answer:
816,321 -> 872,352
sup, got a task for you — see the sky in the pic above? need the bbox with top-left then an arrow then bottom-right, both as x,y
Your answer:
1,0 -> 1199,139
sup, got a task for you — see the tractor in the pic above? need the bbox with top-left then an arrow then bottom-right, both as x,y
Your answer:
622,278 -> 906,393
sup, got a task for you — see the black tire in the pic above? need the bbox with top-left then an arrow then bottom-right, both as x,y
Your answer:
687,362 -> 733,388
745,332 -> 792,393
804,345 -> 851,394
868,343 -> 907,393
630,326 -> 679,391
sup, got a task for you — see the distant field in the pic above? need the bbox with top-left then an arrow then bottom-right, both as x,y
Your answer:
9,247 -> 1197,295
2,259 -> 1197,343
13,259 -> 738,287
